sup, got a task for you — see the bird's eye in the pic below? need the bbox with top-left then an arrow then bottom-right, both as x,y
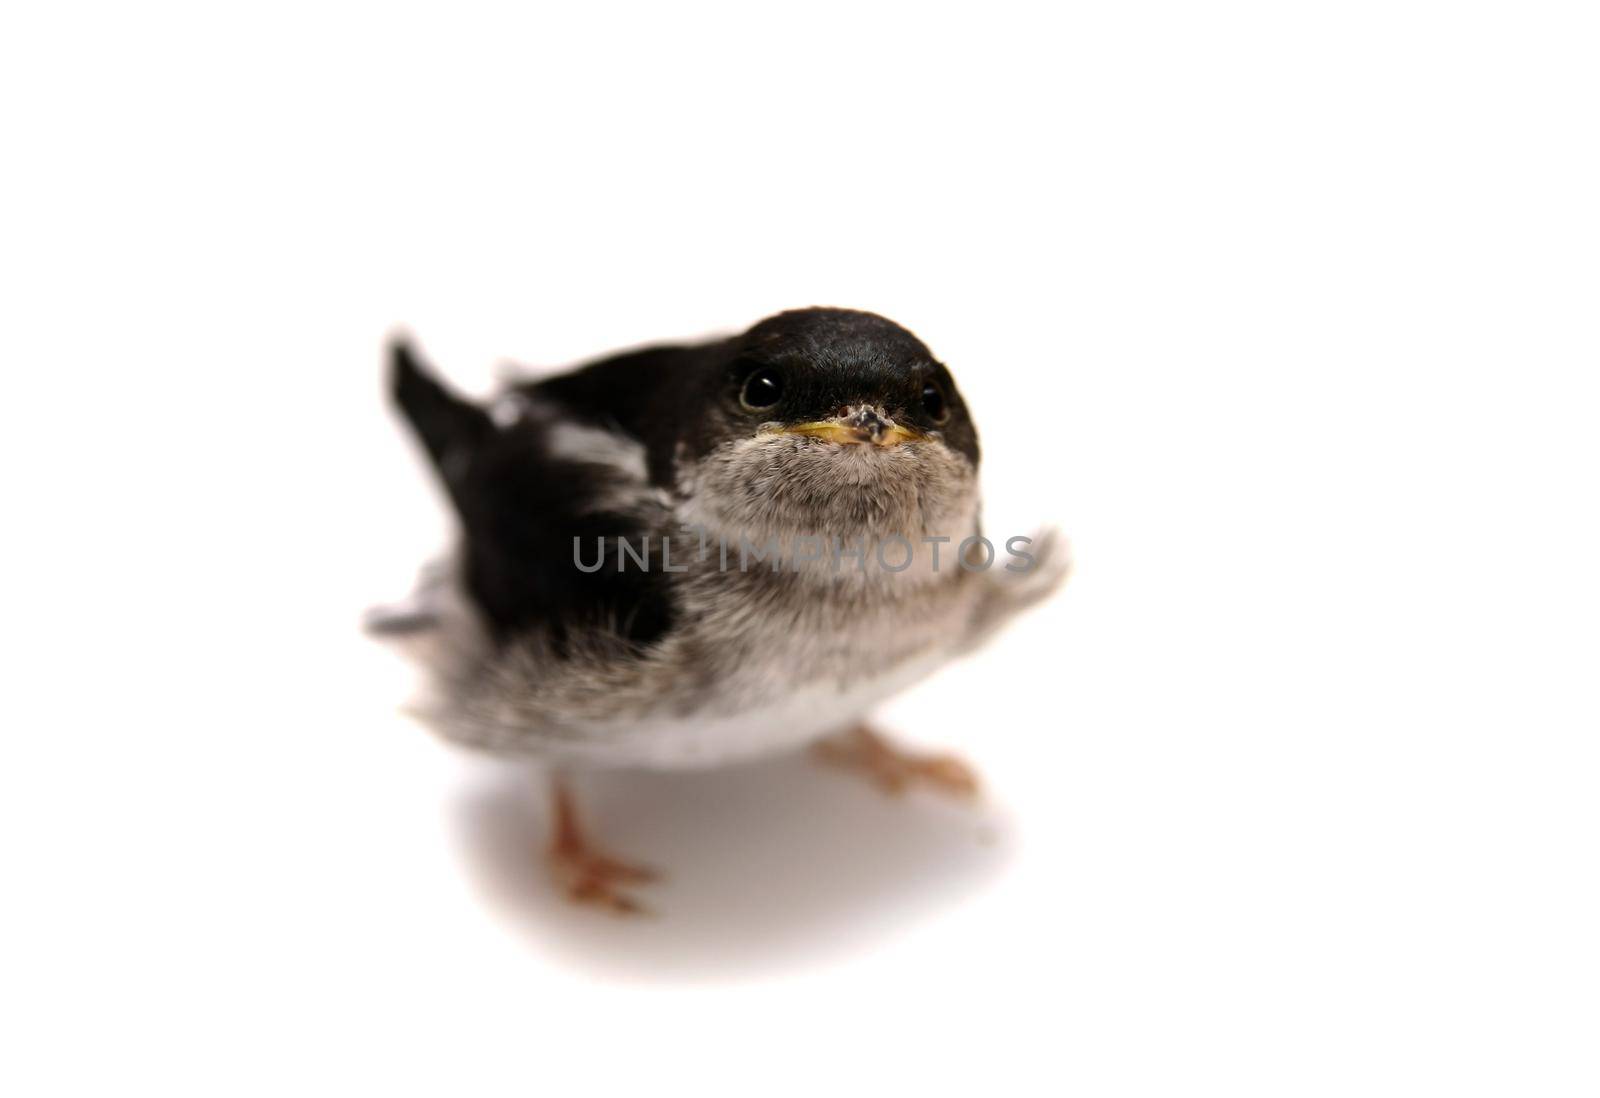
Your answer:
740,366 -> 784,410
922,381 -> 950,424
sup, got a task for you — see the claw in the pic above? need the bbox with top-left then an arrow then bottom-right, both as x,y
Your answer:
547,780 -> 659,915
813,726 -> 981,799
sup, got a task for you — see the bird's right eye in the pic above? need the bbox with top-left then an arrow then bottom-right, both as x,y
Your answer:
740,366 -> 784,410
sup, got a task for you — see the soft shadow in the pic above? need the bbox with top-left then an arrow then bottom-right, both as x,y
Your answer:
450,750 -> 1014,981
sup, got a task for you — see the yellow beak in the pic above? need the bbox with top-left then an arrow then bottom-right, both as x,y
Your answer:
775,420 -> 922,447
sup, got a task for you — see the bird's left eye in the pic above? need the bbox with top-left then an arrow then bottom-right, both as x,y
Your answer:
922,381 -> 950,424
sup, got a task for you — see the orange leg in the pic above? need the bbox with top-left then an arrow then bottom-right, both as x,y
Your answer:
546,778 -> 658,915
812,725 -> 980,798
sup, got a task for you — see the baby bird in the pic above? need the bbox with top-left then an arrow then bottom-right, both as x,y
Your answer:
374,307 -> 1064,911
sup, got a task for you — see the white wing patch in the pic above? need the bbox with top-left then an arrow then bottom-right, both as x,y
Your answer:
543,420 -> 650,483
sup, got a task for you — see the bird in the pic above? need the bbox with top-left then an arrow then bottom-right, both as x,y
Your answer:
371,307 -> 1066,912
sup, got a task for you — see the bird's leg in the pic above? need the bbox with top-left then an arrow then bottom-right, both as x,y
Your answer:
546,777 -> 658,915
812,725 -> 980,798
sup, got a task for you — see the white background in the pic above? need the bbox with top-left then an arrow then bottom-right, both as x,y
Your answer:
3,2 -> 1597,1095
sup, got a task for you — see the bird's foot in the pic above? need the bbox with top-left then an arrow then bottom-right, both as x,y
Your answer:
547,780 -> 659,915
813,725 -> 980,799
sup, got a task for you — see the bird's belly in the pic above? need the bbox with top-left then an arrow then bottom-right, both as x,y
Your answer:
543,646 -> 952,770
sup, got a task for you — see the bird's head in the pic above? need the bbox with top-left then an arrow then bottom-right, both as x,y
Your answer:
678,308 -> 982,555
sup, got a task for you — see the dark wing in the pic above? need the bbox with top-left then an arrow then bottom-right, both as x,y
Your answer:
515,341 -> 712,490
389,338 -> 682,649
